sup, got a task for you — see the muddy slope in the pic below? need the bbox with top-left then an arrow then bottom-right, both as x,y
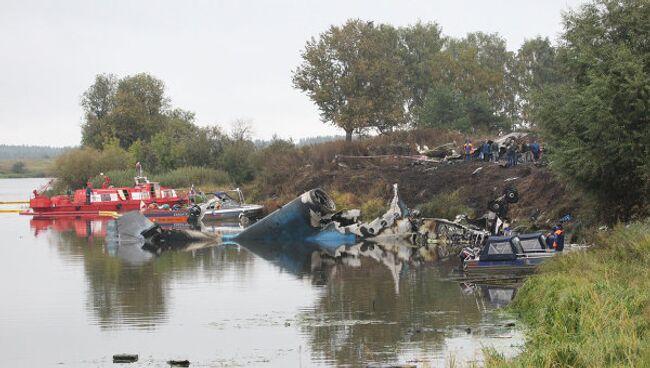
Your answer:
264,157 -> 578,228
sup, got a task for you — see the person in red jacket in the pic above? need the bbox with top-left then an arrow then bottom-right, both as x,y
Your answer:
101,173 -> 111,189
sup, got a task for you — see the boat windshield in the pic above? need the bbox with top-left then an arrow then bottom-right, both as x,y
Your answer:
487,241 -> 513,255
206,192 -> 241,210
519,237 -> 544,252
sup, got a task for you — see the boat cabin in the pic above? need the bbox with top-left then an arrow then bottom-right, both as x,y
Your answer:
72,177 -> 179,204
513,232 -> 549,253
478,233 -> 551,261
204,190 -> 245,210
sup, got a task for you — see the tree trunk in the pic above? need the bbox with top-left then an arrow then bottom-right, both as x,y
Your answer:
345,129 -> 353,142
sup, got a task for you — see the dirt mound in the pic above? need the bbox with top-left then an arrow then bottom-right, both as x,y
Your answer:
262,157 -> 576,228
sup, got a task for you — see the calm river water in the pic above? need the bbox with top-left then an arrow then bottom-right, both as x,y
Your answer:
0,178 -> 522,367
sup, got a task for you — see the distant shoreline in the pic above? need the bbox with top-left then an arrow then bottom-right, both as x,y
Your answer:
0,159 -> 54,179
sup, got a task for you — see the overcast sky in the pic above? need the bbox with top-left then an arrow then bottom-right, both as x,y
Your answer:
0,0 -> 588,147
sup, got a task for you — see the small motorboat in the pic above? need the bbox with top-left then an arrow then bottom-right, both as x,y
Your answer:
199,189 -> 264,223
461,232 -> 557,273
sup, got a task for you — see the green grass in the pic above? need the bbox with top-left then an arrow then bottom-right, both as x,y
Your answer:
417,190 -> 475,220
487,220 -> 650,367
0,159 -> 54,178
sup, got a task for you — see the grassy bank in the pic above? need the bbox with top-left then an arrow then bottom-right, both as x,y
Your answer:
0,159 -> 54,178
487,220 -> 650,367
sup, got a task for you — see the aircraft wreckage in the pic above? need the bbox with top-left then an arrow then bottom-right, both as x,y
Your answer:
113,184 -> 493,261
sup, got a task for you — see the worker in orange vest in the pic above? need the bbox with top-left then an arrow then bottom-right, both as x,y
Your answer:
463,139 -> 473,161
552,225 -> 565,251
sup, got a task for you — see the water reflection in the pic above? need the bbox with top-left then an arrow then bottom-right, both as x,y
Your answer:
460,282 -> 520,309
28,216 -> 521,366
32,217 -> 255,330
238,239 -> 522,366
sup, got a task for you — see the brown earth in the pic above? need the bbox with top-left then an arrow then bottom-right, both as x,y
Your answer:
256,156 -> 579,231
247,128 -> 581,234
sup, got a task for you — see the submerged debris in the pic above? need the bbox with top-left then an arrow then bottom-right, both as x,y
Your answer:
113,354 -> 138,363
168,360 -> 190,367
114,212 -> 221,253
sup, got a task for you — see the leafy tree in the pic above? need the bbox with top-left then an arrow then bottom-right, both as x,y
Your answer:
293,19 -> 407,141
220,141 -> 256,185
110,73 -> 169,149
81,74 -> 118,150
398,22 -> 445,124
415,84 -> 469,130
533,0 -> 650,221
81,74 -> 117,120
515,37 -> 564,125
416,84 -> 506,132
81,73 -> 170,150
436,33 -> 515,120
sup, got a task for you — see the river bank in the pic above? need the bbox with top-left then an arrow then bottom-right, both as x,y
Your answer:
0,159 -> 54,178
486,220 -> 650,367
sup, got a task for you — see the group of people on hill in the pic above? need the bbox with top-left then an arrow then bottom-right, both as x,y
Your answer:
463,137 -> 543,168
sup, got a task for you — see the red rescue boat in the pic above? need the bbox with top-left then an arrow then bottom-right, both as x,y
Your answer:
23,176 -> 187,216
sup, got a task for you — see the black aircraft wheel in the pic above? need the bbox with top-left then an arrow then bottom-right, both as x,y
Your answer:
504,188 -> 519,203
488,200 -> 501,213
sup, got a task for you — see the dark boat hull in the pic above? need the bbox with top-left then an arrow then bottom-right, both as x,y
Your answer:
201,205 -> 264,222
464,254 -> 553,273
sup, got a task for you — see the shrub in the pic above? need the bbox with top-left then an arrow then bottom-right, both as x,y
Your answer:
84,166 -> 231,192
360,198 -> 387,221
11,161 -> 26,174
220,141 -> 255,185
329,190 -> 362,210
417,190 -> 474,219
53,145 -> 130,191
154,166 -> 231,188
253,138 -> 303,187
89,169 -> 135,188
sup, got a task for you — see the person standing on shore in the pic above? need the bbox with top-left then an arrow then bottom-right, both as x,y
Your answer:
530,140 -> 540,161
463,140 -> 473,161
506,141 -> 516,167
522,142 -> 531,162
553,225 -> 565,251
481,140 -> 491,162
491,140 -> 499,162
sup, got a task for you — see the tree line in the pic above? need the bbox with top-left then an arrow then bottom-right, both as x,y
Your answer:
0,145 -> 68,160
50,73 -> 260,189
294,0 -> 649,221
292,20 -> 564,140
65,0 -> 647,222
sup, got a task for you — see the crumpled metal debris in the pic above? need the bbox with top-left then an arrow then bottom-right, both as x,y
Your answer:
235,184 -> 489,262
